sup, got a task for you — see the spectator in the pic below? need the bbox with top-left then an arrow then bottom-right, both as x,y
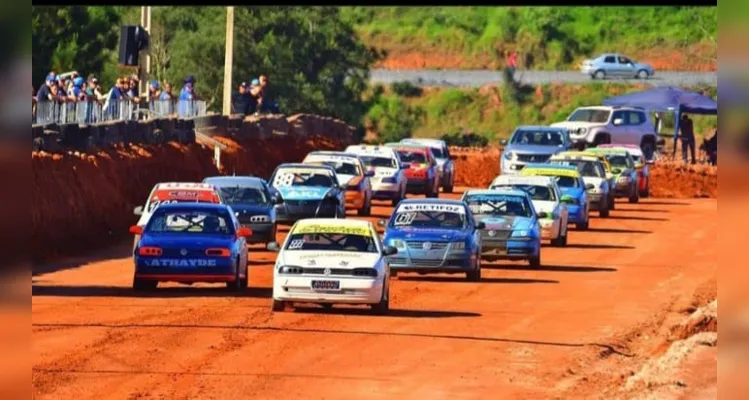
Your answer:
71,77 -> 86,102
148,80 -> 172,115
128,75 -> 141,103
180,75 -> 197,99
249,79 -> 262,115
704,128 -> 717,166
162,82 -> 174,100
678,114 -> 696,164
257,74 -> 279,114
232,81 -> 252,115
179,76 -> 201,116
506,51 -> 518,79
36,73 -> 56,102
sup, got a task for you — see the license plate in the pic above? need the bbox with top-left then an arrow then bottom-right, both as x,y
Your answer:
311,280 -> 340,291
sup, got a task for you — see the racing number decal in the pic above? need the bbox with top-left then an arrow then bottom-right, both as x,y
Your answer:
288,239 -> 305,250
468,204 -> 482,214
394,212 -> 417,226
148,199 -> 177,212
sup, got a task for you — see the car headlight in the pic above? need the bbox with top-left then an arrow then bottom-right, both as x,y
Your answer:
512,230 -> 531,238
389,239 -> 406,249
503,151 -> 515,161
278,265 -> 303,274
451,242 -> 466,251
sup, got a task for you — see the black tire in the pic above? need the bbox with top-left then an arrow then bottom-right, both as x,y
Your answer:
444,185 -> 454,194
637,69 -> 649,79
641,185 -> 650,198
599,200 -> 610,218
371,283 -> 390,315
576,219 -> 589,230
133,277 -> 157,291
271,299 -> 287,312
608,194 -> 616,210
593,70 -> 606,80
226,263 -> 244,292
239,264 -> 249,288
551,225 -> 568,247
466,255 -> 482,282
425,182 -> 438,198
628,184 -> 640,203
529,253 -> 541,268
357,194 -> 372,216
390,270 -> 399,280
594,134 -> 611,147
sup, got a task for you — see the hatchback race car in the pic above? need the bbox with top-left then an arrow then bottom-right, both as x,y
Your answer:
267,218 -> 396,314
557,150 -> 617,210
400,138 -> 456,193
586,148 -> 640,203
461,189 -> 542,267
302,151 -> 374,216
202,176 -> 280,245
597,144 -> 651,197
381,199 -> 484,281
520,164 -> 592,230
385,143 -> 440,198
269,163 -> 346,223
345,145 -> 408,206
548,153 -> 612,218
133,182 -> 224,250
130,203 -> 252,291
488,175 -> 569,246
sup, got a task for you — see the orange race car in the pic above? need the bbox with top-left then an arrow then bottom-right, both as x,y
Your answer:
302,151 -> 374,216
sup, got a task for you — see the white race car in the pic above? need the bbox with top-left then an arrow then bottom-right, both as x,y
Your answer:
345,145 -> 408,206
489,175 -> 569,246
267,218 -> 397,314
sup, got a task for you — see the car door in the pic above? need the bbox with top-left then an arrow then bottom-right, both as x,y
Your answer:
610,109 -> 629,141
602,55 -> 617,75
553,184 -> 568,229
617,56 -> 636,78
625,110 -> 647,145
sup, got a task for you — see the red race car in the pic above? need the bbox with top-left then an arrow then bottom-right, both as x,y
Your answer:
386,143 -> 440,198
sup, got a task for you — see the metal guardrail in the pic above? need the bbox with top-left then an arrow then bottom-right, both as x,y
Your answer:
32,99 -> 208,125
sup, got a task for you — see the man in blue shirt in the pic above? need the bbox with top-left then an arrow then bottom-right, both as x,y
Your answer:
178,75 -> 201,116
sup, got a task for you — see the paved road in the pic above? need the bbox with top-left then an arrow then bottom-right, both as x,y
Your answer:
32,189 -> 716,399
370,69 -> 717,88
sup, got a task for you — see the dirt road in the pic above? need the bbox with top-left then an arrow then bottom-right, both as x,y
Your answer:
32,191 -> 716,399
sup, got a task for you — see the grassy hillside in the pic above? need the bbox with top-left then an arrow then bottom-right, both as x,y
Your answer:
364,82 -> 718,143
341,7 -> 717,71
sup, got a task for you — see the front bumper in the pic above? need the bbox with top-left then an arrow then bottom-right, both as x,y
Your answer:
566,204 -> 586,224
275,200 -> 340,223
371,181 -> 400,199
388,253 -> 473,273
612,181 -> 635,197
273,276 -> 384,304
405,177 -> 429,193
588,192 -> 604,209
480,238 -> 540,260
501,160 -> 529,175
539,219 -> 560,240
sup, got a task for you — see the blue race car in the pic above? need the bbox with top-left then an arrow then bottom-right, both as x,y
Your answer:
380,199 -> 485,281
521,163 -> 593,230
130,203 -> 252,291
461,189 -> 542,267
203,176 -> 281,244
268,163 -> 347,223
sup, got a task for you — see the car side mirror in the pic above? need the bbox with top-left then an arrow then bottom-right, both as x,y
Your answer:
561,195 -> 574,204
266,242 -> 280,252
133,206 -> 143,216
273,194 -> 283,204
377,219 -> 387,227
364,170 -> 375,177
537,212 -> 549,219
500,139 -> 508,146
476,221 -> 486,230
129,225 -> 143,235
613,118 -> 623,126
382,246 -> 398,256
612,168 -> 622,174
236,227 -> 253,238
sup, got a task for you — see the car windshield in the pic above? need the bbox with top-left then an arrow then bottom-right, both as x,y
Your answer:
550,160 -> 603,178
392,205 -> 466,229
465,194 -> 533,218
510,130 -> 565,147
397,150 -> 427,164
567,109 -> 611,123
360,156 -> 397,169
315,160 -> 361,176
273,170 -> 335,188
284,232 -> 377,253
146,210 -> 233,235
216,186 -> 267,205
605,155 -> 632,169
429,147 -> 446,158
491,184 -> 555,201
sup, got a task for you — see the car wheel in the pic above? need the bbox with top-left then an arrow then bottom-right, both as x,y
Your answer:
358,194 -> 372,216
133,277 -> 157,291
529,253 -> 541,268
594,70 -> 606,80
599,200 -> 610,218
608,195 -> 616,210
445,184 -> 454,194
629,185 -> 640,203
226,263 -> 244,292
371,283 -> 390,315
466,255 -> 481,282
642,185 -> 650,198
551,225 -> 568,247
576,219 -> 589,230
271,299 -> 287,312
637,69 -> 649,79
240,264 -> 249,288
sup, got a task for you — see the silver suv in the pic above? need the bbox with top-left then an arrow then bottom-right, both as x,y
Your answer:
550,106 -> 658,157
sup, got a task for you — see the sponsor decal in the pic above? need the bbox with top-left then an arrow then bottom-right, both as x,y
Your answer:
293,224 -> 372,237
143,259 -> 218,267
522,168 -> 579,178
298,252 -> 364,259
397,203 -> 466,214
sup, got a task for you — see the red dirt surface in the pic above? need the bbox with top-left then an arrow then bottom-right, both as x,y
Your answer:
32,134 -> 345,264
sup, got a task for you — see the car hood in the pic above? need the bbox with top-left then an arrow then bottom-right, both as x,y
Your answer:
369,167 -> 399,178
504,144 -> 565,155
278,250 -> 380,268
474,215 -> 534,231
228,203 -> 273,215
531,200 -> 558,215
582,176 -> 606,187
140,234 -> 235,249
435,158 -> 448,167
551,121 -> 605,129
560,187 -> 585,199
385,227 -> 471,242
335,174 -> 355,186
276,186 -> 335,201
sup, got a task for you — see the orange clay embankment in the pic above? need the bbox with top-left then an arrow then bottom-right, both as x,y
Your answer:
32,116 -> 351,264
450,146 -> 717,198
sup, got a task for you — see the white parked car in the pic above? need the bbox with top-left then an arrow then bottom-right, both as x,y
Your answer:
489,175 -> 569,247
267,218 -> 397,314
345,145 -> 408,206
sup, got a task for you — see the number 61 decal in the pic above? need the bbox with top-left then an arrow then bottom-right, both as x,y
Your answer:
394,212 -> 416,226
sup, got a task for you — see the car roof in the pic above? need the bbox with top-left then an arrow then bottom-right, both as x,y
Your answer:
555,151 -> 605,159
588,148 -> 630,155
514,125 -> 567,132
521,163 -> 582,177
153,202 -> 229,212
491,175 -> 555,186
465,188 -> 529,198
277,163 -> 336,171
293,218 -> 372,229
398,198 -> 465,207
386,143 -> 429,150
154,182 -> 216,191
306,151 -> 361,160
345,145 -> 398,157
401,138 -> 446,147
203,176 -> 266,188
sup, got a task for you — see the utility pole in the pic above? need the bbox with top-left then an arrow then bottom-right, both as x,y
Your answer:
139,6 -> 152,99
222,6 -> 235,116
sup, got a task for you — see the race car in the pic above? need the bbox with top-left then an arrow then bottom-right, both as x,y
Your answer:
268,163 -> 346,223
381,199 -> 484,281
132,182 -> 224,250
586,147 -> 640,203
488,175 -> 569,246
400,138 -> 456,193
461,189 -> 542,267
520,164 -> 591,230
130,203 -> 252,291
302,151 -> 374,216
548,153 -> 612,218
267,218 -> 396,314
554,150 -> 617,210
345,145 -> 408,207
385,143 -> 440,198
597,144 -> 651,197
202,176 -> 280,245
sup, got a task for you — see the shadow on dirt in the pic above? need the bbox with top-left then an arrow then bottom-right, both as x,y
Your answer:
482,264 -> 617,273
639,200 -> 691,206
30,321 -> 632,356
32,368 -> 395,381
33,242 -> 133,277
560,243 -> 635,250
291,306 -> 481,318
594,215 -> 668,222
31,284 -> 273,299
395,276 -> 558,284
614,208 -> 671,213
585,227 -> 653,234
